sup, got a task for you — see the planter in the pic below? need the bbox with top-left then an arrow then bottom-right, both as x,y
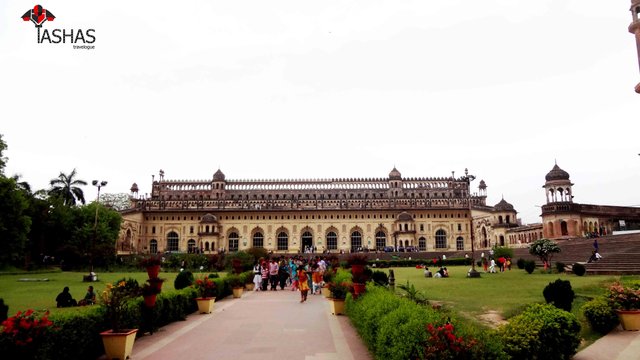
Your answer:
143,294 -> 157,308
100,329 -> 138,360
321,286 -> 331,298
245,283 -> 255,291
146,265 -> 160,279
196,297 -> 215,314
329,298 -> 346,315
617,310 -> 640,331
148,278 -> 164,292
232,287 -> 244,298
353,283 -> 366,296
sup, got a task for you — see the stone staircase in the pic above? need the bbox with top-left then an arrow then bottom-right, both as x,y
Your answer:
512,233 -> 640,275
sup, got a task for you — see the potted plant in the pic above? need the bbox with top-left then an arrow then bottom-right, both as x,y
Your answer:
141,283 -> 160,308
99,278 -> 141,360
327,281 -> 351,315
321,271 -> 335,298
347,254 -> 369,275
140,255 -> 162,279
607,281 -> 640,330
351,272 -> 368,297
147,277 -> 165,292
194,275 -> 217,314
226,274 -> 244,298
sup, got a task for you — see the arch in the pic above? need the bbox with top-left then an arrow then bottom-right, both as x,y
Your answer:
548,222 -> 555,237
228,231 -> 239,252
456,236 -> 464,251
301,230 -> 313,251
404,239 -> 409,248
350,230 -> 362,250
482,227 -> 488,248
187,239 -> 196,253
277,231 -> 289,251
418,236 -> 426,251
375,231 -> 387,250
252,231 -> 264,248
499,235 -> 505,246
150,239 -> 158,254
205,241 -> 210,252
498,215 -> 503,224
167,231 -> 179,252
435,229 -> 447,249
326,231 -> 338,250
122,229 -> 132,251
560,221 -> 568,236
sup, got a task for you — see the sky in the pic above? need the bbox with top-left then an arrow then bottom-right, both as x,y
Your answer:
1,0 -> 639,224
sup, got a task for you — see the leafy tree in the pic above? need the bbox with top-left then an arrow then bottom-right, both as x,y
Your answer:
529,239 -> 561,266
48,168 -> 87,206
0,134 -> 7,175
0,177 -> 31,266
71,202 -> 122,268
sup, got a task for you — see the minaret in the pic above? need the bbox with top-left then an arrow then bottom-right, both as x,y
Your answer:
630,0 -> 640,93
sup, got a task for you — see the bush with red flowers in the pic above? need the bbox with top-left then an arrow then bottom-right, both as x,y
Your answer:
423,323 -> 477,359
0,309 -> 54,357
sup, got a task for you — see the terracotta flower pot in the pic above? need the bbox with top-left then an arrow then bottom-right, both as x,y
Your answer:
617,310 -> 640,331
143,294 -> 157,308
100,329 -> 138,360
351,264 -> 364,275
146,265 -> 160,279
353,283 -> 366,296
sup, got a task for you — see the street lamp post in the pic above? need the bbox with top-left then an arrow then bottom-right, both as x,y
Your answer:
90,180 -> 107,278
465,168 -> 481,278
629,0 -> 640,93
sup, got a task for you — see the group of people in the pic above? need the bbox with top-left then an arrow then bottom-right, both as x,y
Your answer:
480,252 -> 512,273
55,286 -> 96,308
588,239 -> 603,263
423,266 -> 449,278
252,255 -> 330,303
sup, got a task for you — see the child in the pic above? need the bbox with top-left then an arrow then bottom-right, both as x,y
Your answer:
298,268 -> 309,302
312,265 -> 323,295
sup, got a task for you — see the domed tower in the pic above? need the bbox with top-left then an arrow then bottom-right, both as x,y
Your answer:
629,0 -> 640,93
478,179 -> 487,197
543,163 -> 573,204
388,167 -> 403,198
212,169 -> 226,199
130,182 -> 139,197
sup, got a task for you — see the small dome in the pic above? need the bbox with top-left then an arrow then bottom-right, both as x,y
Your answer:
397,211 -> 414,221
200,213 -> 218,223
213,169 -> 226,181
130,183 -> 139,193
545,164 -> 570,181
478,180 -> 487,189
494,198 -> 515,212
389,167 -> 402,180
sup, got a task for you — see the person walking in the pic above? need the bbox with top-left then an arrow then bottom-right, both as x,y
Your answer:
297,268 -> 310,302
252,261 -> 262,291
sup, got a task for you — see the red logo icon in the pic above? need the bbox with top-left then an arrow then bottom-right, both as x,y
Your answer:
22,5 -> 55,28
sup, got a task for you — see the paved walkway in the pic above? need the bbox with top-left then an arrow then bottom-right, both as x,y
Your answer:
574,326 -> 640,360
127,289 -> 371,360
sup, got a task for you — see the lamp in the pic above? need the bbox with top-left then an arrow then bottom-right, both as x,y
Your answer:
89,179 -> 107,280
464,169 -> 480,278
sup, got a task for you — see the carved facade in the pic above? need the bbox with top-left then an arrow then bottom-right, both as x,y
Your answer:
117,168 -> 519,254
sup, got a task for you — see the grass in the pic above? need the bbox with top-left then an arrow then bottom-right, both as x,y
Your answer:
0,270 -> 223,315
390,266 -> 640,350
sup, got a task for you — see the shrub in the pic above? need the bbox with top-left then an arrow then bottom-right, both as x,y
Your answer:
225,274 -> 244,289
524,260 -> 536,274
423,323 -> 477,360
543,279 -> 575,312
516,258 -> 526,269
245,247 -> 269,263
582,297 -> 619,334
555,262 -> 566,273
371,270 -> 389,286
207,272 -> 219,278
572,263 -> 586,276
375,304 -> 434,360
500,303 -> 581,360
174,271 -> 194,290
493,247 -> 514,260
223,251 -> 254,273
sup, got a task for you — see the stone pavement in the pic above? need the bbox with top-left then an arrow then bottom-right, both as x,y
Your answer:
128,288 -> 371,360
573,326 -> 640,360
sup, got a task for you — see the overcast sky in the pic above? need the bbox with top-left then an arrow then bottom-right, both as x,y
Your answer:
1,0 -> 639,224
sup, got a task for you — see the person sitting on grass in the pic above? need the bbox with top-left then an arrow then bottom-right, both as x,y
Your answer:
78,285 -> 96,306
56,286 -> 77,307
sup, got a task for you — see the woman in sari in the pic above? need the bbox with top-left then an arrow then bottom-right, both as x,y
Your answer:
297,267 -> 309,302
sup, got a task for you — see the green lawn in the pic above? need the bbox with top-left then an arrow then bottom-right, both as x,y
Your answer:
0,270 -> 195,314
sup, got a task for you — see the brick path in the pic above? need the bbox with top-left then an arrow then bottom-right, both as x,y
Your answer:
127,288 -> 371,360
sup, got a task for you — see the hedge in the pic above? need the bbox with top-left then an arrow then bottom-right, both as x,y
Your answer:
370,257 -> 472,268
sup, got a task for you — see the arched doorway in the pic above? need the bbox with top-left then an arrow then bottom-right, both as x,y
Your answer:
351,231 -> 362,251
482,227 -> 488,248
301,231 -> 313,252
561,221 -> 568,236
499,235 -> 505,246
150,239 -> 158,254
375,231 -> 386,250
418,237 -> 426,251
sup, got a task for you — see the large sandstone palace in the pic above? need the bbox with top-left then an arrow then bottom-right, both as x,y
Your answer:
117,168 -> 523,255
116,164 -> 640,255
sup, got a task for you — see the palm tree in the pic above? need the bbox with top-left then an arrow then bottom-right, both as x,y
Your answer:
49,168 -> 87,206
11,174 -> 31,194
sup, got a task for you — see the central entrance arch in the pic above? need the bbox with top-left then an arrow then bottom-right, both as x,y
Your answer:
301,231 -> 313,251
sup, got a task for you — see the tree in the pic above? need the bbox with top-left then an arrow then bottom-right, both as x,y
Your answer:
0,177 -> 32,266
529,239 -> 561,267
0,134 -> 7,175
99,193 -> 132,211
49,168 -> 87,206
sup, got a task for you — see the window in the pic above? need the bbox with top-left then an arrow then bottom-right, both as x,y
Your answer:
420,224 -> 424,231
327,232 -> 337,250
152,226 -> 156,234
190,226 -> 194,234
150,239 -> 158,254
301,231 -> 313,249
205,241 -> 210,251
253,232 -> 264,248
457,224 -> 462,231
188,239 -> 196,253
351,231 -> 362,250
277,232 -> 288,251
167,231 -> 179,252
456,236 -> 464,251
435,229 -> 447,249
228,232 -> 239,252
418,237 -> 426,251
375,231 -> 386,250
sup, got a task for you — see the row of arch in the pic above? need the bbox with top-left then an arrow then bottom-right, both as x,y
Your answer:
148,229 -> 464,253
